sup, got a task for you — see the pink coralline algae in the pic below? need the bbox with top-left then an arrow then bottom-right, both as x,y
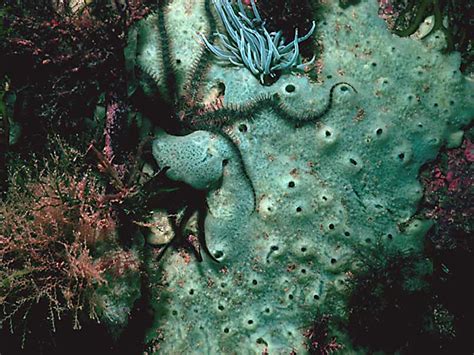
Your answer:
378,0 -> 398,29
422,139 -> 473,195
379,0 -> 395,15
420,138 -> 473,250
464,139 -> 474,162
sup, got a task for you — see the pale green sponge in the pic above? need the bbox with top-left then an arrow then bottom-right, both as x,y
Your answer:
152,131 -> 230,190
136,0 -> 473,353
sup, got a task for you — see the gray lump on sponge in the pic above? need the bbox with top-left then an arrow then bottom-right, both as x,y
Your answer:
152,130 -> 229,190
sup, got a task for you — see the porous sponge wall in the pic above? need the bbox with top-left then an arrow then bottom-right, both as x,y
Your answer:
133,0 -> 210,97
153,130 -> 231,190
143,0 -> 473,353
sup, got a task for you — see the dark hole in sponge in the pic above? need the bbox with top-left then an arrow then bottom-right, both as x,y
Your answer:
285,84 -> 296,93
376,128 -> 383,135
214,250 -> 224,259
238,124 -> 248,133
288,181 -> 295,188
349,158 -> 358,166
217,81 -> 226,95
222,159 -> 229,167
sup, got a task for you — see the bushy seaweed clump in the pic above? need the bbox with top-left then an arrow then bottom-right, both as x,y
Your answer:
346,249 -> 433,353
0,144 -> 141,352
344,242 -> 474,353
0,0 -> 152,150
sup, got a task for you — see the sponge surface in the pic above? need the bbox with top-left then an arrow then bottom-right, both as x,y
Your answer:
145,0 -> 473,353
